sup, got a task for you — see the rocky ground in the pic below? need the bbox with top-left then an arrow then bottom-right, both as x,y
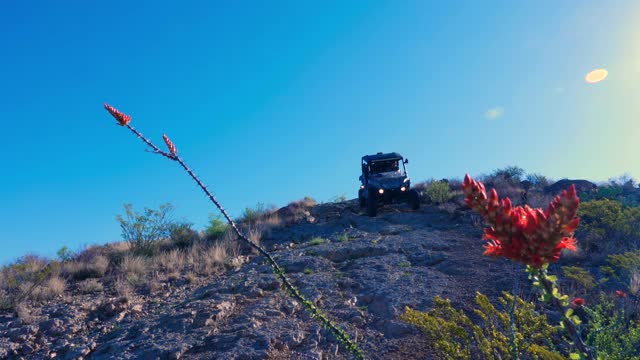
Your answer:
0,200 -> 533,359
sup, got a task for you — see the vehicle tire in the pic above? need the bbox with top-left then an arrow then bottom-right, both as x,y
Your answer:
408,189 -> 420,210
358,189 -> 366,208
367,190 -> 378,217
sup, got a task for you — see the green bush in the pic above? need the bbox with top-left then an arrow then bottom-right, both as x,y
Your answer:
562,266 -> 596,291
584,293 -> 640,360
577,199 -> 640,252
331,194 -> 348,203
605,250 -> 640,286
308,237 -> 326,246
116,203 -> 174,256
491,166 -> 526,183
401,292 -> 564,359
425,181 -> 452,204
205,214 -> 229,240
525,173 -> 550,188
56,246 -> 73,262
169,222 -> 200,249
238,202 -> 273,225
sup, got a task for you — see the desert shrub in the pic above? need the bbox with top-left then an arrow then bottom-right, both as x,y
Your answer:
169,222 -> 201,249
331,194 -> 348,203
577,199 -> 640,252
120,255 -> 148,283
401,292 -> 564,359
14,302 -> 35,324
78,279 -> 104,294
424,181 -> 452,204
295,196 -> 317,207
490,166 -> 526,184
62,255 -> 110,280
116,203 -> 174,255
56,246 -> 74,262
238,203 -> 274,226
185,242 -> 230,275
605,251 -> 640,288
31,275 -> 66,301
308,237 -> 326,246
629,271 -> 640,296
525,173 -> 551,188
153,249 -> 186,276
584,293 -> 640,360
113,277 -> 132,299
0,255 -> 57,309
205,214 -> 229,241
562,266 -> 596,291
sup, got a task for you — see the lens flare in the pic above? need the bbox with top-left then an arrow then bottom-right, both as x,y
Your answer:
585,69 -> 608,83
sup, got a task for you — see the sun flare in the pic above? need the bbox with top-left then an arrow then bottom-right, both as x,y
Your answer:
585,68 -> 608,83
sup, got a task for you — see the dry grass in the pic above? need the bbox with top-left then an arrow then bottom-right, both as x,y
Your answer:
14,302 -> 35,324
248,228 -> 262,253
120,255 -> 148,283
78,279 -> 104,294
153,249 -> 185,276
184,240 -> 234,276
630,270 -> 640,296
290,196 -> 317,208
27,275 -> 66,302
62,255 -> 110,280
114,277 -> 132,299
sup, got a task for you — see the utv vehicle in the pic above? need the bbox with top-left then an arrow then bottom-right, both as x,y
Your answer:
358,152 -> 420,216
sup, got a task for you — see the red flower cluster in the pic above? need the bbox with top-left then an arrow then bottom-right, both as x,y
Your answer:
462,174 -> 580,268
571,298 -> 585,307
103,103 -> 131,126
615,290 -> 627,298
162,134 -> 177,155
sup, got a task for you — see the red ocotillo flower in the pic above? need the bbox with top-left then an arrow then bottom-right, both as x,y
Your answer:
162,134 -> 177,155
571,298 -> 585,308
615,290 -> 627,298
103,103 -> 131,126
462,174 -> 580,268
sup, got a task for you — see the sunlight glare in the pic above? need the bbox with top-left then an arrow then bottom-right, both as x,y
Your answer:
585,69 -> 608,83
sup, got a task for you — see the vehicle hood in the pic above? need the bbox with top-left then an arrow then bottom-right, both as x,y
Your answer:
368,172 -> 409,189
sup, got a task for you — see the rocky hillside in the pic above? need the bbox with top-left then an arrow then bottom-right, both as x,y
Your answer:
0,197 -> 529,359
2,174 -> 639,359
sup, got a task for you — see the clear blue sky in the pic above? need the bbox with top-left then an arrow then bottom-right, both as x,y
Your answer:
2,1 -> 638,264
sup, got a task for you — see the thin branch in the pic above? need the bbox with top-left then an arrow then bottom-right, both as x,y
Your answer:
107,106 -> 364,359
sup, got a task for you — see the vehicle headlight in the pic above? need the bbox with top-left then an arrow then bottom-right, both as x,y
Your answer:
400,186 -> 406,191
360,185 -> 365,189
378,189 -> 384,194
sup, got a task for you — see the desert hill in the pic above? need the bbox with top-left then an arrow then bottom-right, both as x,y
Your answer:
1,174 -> 639,359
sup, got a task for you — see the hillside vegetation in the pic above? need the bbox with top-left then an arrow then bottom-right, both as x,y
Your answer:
1,168 -> 639,359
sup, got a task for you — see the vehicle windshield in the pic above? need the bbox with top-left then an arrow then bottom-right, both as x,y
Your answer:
370,159 -> 401,174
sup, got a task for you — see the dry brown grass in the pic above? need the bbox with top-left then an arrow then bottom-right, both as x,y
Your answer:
120,255 -> 148,283
183,240 -> 234,276
62,255 -> 110,280
154,249 -> 185,274
78,279 -> 104,294
248,228 -> 262,252
114,277 -> 133,299
630,270 -> 640,296
27,275 -> 66,301
14,302 -> 35,324
290,196 -> 317,208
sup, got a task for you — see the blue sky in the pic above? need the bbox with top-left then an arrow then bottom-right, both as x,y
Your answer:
1,1 -> 638,264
